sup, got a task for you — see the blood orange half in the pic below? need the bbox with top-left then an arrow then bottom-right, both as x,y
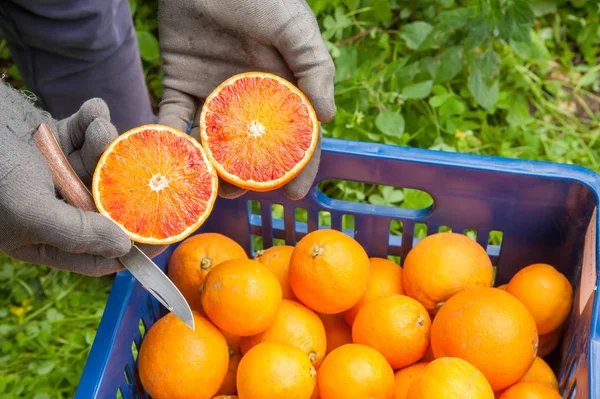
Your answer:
92,124 -> 218,245
200,72 -> 319,191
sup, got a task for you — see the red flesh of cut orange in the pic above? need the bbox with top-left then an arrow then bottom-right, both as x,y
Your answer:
92,124 -> 218,245
200,72 -> 319,191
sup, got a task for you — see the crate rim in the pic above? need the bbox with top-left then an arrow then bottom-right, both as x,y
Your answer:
75,137 -> 600,399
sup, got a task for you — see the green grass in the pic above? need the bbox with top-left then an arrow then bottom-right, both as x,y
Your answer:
0,0 -> 599,397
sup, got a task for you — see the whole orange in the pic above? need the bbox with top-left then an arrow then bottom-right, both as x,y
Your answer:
538,327 -> 563,357
254,245 -> 296,300
394,362 -> 429,399
240,299 -> 327,367
406,357 -> 494,399
318,344 -> 395,399
507,263 -> 573,335
289,230 -> 370,314
499,382 -> 562,399
352,295 -> 431,369
519,357 -> 558,390
317,312 -> 352,355
201,259 -> 282,336
402,232 -> 493,313
431,287 -> 538,391
237,341 -> 316,399
343,257 -> 404,326
138,311 -> 229,399
168,233 -> 248,312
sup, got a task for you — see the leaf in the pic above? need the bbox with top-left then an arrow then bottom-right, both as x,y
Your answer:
395,62 -> 420,88
403,189 -> 434,210
323,6 -> 352,41
136,31 -> 160,62
372,0 -> 392,22
467,50 -> 502,110
429,91 -> 452,108
402,80 -> 434,100
400,22 -> 434,50
375,111 -> 405,137
36,362 -> 55,376
439,96 -> 467,117
385,188 -> 405,204
368,194 -> 386,206
469,69 -> 499,112
436,46 -> 463,83
438,7 -> 471,30
530,1 -> 558,17
510,0 -> 535,25
465,16 -> 489,50
129,0 -> 138,16
419,57 -> 439,80
342,0 -> 360,9
334,46 -> 358,83
308,0 -> 333,15
46,308 -> 64,322
33,394 -> 50,399
505,94 -> 531,125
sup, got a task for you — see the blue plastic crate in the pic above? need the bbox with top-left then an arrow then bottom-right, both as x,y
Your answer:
75,137 -> 600,399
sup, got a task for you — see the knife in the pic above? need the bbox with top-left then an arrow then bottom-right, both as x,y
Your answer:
34,123 -> 195,331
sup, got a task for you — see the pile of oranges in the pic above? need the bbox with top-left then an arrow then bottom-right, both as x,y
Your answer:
137,230 -> 573,399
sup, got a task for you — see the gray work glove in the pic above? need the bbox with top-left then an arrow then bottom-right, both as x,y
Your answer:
157,0 -> 336,200
0,81 -> 133,276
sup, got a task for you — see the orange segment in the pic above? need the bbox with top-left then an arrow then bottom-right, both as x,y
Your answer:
92,124 -> 218,245
200,72 -> 319,191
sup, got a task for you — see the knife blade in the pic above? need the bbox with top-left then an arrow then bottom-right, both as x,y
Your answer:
34,123 -> 195,330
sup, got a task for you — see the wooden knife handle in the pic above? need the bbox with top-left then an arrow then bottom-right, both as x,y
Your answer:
33,123 -> 97,213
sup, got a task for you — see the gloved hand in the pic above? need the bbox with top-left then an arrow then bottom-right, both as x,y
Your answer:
157,0 -> 336,200
0,81 -> 133,276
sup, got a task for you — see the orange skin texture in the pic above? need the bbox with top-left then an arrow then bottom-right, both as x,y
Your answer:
394,362 -> 429,399
138,312 -> 229,399
507,263 -> 573,335
518,357 -> 558,390
316,312 -> 352,355
352,295 -> 431,370
212,396 -> 238,399
168,233 -> 248,312
237,341 -> 316,399
402,232 -> 494,313
240,299 -> 327,367
498,382 -> 562,399
538,327 -> 563,357
289,230 -> 370,314
254,245 -> 297,300
431,287 -> 539,391
318,344 -> 395,399
201,259 -> 282,336
343,257 -> 404,326
406,357 -> 494,399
